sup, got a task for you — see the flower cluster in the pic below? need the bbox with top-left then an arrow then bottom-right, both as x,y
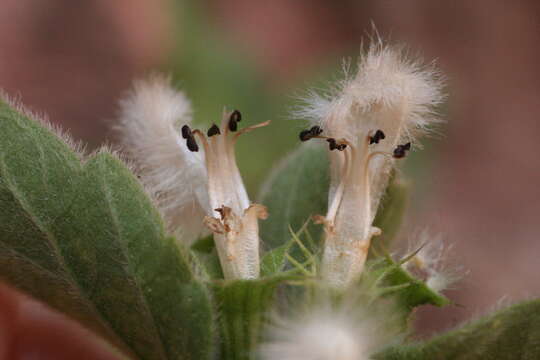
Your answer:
116,41 -> 443,287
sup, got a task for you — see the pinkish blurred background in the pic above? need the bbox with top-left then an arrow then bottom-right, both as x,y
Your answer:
1,0 -> 539,337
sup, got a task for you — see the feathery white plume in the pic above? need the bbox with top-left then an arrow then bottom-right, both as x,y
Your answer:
298,40 -> 444,287
404,229 -> 464,293
259,298 -> 398,360
116,75 -> 210,244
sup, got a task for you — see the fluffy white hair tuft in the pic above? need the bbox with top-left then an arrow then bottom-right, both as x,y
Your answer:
405,229 -> 465,293
296,41 -> 445,143
295,39 -> 445,215
116,75 -> 210,243
259,299 -> 398,360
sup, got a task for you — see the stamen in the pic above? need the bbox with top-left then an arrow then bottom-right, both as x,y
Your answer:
207,123 -> 221,137
227,110 -> 242,132
233,120 -> 271,141
327,138 -> 337,150
299,126 -> 323,141
228,119 -> 238,132
191,129 -> 212,155
186,135 -> 199,152
393,142 -> 411,158
230,110 -> 242,122
299,129 -> 312,141
181,124 -> 192,139
325,145 -> 351,223
310,125 -> 323,136
326,138 -> 347,151
369,129 -> 386,144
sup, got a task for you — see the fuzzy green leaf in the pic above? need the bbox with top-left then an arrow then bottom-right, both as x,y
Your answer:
212,278 -> 285,360
377,258 -> 449,309
191,235 -> 224,280
0,98 -> 215,359
364,256 -> 449,330
258,143 -> 329,252
371,177 -> 409,255
375,299 -> 540,360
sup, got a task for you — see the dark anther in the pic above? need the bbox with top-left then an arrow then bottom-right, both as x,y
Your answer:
228,119 -> 238,132
227,110 -> 241,132
181,125 -> 192,139
207,123 -> 221,137
186,136 -> 199,152
326,138 -> 347,151
369,129 -> 386,144
299,125 -> 323,141
393,142 -> 411,159
230,110 -> 242,123
299,129 -> 312,141
310,125 -> 323,136
327,138 -> 337,150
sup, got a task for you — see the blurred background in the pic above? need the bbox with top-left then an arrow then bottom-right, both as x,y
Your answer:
1,0 -> 539,337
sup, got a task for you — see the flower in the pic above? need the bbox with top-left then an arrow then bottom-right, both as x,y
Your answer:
298,41 -> 444,287
116,75 -> 269,279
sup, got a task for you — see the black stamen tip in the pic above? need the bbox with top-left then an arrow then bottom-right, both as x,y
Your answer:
181,125 -> 192,139
298,125 -> 323,142
228,119 -> 238,132
337,143 -> 347,151
327,138 -> 337,150
393,149 -> 404,158
393,142 -> 411,159
230,110 -> 242,123
186,136 -> 199,152
369,129 -> 386,144
207,123 -> 221,137
310,125 -> 323,136
299,129 -> 312,141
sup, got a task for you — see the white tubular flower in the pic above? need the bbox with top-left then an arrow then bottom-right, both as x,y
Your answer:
298,42 -> 444,287
192,111 -> 270,280
259,301 -> 395,360
117,75 -> 269,280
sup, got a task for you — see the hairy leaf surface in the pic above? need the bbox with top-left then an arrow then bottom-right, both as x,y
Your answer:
0,98 -> 215,359
375,299 -> 540,360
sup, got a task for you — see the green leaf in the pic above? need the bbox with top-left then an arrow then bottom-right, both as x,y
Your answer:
371,177 -> 409,255
0,98 -> 216,359
258,143 -> 329,252
364,256 -> 449,330
212,278 -> 285,360
191,235 -> 224,280
375,299 -> 540,360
